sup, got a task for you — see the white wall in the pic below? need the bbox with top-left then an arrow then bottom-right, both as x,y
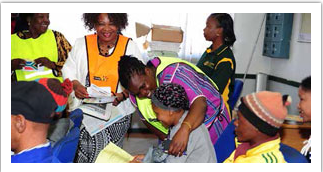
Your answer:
233,13 -> 271,101
268,81 -> 299,115
233,13 -> 272,75
233,13 -> 311,115
270,13 -> 311,82
48,13 -> 92,46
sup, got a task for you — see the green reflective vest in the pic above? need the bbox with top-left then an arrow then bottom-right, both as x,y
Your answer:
11,29 -> 62,82
136,56 -> 221,134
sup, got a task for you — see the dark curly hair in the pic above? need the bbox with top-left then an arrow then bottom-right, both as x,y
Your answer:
153,83 -> 189,110
209,13 -> 236,47
82,13 -> 128,32
300,76 -> 311,92
14,13 -> 35,33
118,55 -> 146,89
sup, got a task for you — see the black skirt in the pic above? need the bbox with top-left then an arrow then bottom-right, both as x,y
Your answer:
74,115 -> 131,163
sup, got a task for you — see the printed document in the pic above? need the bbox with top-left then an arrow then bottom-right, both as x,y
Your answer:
82,100 -> 135,137
83,84 -> 115,103
95,142 -> 134,163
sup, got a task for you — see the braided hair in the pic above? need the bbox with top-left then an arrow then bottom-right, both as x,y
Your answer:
209,13 -> 236,47
152,83 -> 189,110
118,55 -> 146,89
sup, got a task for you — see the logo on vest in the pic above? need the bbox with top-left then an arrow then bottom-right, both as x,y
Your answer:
203,61 -> 215,68
93,76 -> 108,82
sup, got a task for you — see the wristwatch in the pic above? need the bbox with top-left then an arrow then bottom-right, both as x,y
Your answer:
52,65 -> 59,77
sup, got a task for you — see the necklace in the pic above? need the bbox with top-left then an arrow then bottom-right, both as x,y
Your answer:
97,36 -> 118,57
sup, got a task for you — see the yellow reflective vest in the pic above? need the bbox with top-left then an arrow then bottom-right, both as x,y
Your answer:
11,29 -> 62,82
136,56 -> 226,134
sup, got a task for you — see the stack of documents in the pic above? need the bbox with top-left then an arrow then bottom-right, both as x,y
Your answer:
78,104 -> 111,121
148,50 -> 178,58
149,41 -> 181,52
78,84 -> 135,137
78,84 -> 115,121
83,84 -> 115,104
81,103 -> 129,137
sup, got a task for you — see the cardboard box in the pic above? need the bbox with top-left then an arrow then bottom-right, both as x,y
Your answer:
135,22 -> 151,38
151,24 -> 183,43
135,22 -> 184,43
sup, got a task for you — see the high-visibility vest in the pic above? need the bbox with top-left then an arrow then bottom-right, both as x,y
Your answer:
85,34 -> 130,92
136,56 -> 230,134
11,29 -> 62,82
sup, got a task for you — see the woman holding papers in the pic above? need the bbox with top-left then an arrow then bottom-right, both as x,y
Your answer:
62,13 -> 143,163
11,13 -> 72,83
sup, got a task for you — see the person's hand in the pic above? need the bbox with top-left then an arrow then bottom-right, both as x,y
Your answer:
112,92 -> 126,106
34,57 -> 56,69
72,80 -> 89,99
168,125 -> 190,157
11,58 -> 26,70
129,154 -> 145,163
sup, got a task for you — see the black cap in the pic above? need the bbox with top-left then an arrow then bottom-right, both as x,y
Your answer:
11,81 -> 57,123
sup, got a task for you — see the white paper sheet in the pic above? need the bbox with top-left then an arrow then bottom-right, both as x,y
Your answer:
82,101 -> 134,137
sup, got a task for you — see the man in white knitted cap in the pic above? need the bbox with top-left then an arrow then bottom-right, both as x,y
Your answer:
224,91 -> 291,163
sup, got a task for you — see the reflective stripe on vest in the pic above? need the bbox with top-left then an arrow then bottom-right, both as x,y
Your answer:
135,56 -> 229,134
86,34 -> 129,92
11,29 -> 61,82
214,58 -> 234,103
157,57 -> 231,121
136,96 -> 168,134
